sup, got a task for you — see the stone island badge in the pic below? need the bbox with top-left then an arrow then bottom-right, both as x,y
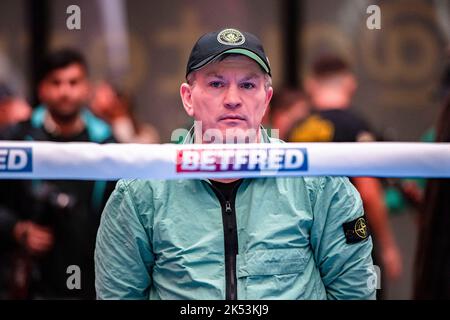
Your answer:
343,216 -> 370,244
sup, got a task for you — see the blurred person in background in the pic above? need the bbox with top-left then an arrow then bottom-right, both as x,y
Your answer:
263,88 -> 310,141
0,48 -> 116,299
383,59 -> 450,217
289,55 -> 403,294
0,82 -> 31,299
0,83 -> 31,131
289,56 -> 376,143
91,82 -> 159,143
414,61 -> 450,300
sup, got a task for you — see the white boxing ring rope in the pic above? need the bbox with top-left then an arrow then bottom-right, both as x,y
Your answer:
0,141 -> 449,180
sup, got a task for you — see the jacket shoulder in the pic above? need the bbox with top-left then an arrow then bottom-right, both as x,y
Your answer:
303,176 -> 354,205
115,178 -> 170,207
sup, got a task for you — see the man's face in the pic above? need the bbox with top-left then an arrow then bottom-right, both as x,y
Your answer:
38,63 -> 89,122
180,55 -> 273,143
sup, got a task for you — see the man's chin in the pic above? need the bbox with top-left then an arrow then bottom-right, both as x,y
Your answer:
220,126 -> 258,144
49,109 -> 81,123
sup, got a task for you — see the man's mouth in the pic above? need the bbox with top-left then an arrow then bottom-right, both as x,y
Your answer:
218,114 -> 246,121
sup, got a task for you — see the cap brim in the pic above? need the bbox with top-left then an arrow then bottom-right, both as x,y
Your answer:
190,48 -> 270,75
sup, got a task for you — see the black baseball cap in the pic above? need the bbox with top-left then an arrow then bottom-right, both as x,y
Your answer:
186,28 -> 271,78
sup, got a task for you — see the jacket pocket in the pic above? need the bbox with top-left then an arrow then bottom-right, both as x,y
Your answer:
236,248 -> 310,299
237,248 -> 308,277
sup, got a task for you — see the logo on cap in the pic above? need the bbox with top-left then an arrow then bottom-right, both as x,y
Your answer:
217,28 -> 245,46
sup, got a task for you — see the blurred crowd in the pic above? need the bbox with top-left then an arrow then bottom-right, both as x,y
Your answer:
0,47 -> 449,299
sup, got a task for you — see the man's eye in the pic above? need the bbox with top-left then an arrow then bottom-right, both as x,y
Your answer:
241,82 -> 255,89
209,81 -> 224,88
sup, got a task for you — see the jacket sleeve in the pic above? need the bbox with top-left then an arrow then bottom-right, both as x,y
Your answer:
95,180 -> 155,299
309,176 -> 376,300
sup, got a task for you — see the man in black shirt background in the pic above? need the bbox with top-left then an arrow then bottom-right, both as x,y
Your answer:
289,55 -> 403,296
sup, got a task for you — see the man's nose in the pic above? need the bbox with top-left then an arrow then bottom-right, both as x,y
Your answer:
57,83 -> 71,97
223,84 -> 242,109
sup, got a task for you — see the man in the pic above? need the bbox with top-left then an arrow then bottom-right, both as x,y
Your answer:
289,55 -> 403,285
289,56 -> 376,143
0,49 -> 116,299
95,28 -> 376,300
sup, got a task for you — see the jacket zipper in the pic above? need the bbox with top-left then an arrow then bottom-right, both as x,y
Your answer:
225,201 -> 232,212
207,181 -> 241,300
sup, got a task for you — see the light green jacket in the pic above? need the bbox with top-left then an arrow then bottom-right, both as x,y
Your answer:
95,129 -> 376,300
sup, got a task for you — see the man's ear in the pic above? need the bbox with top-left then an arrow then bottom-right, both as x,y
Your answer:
83,79 -> 92,100
261,86 -> 273,116
304,77 -> 316,95
265,86 -> 273,105
346,74 -> 358,95
180,83 -> 194,117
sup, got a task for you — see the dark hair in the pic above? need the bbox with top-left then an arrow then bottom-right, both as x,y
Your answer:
414,94 -> 450,299
311,55 -> 351,78
38,48 -> 88,82
270,88 -> 305,116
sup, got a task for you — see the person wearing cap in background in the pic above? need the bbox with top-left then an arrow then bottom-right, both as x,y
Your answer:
95,28 -> 376,300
